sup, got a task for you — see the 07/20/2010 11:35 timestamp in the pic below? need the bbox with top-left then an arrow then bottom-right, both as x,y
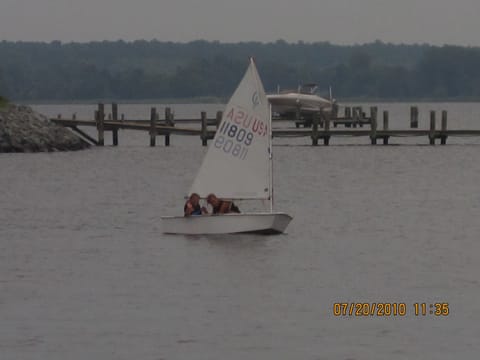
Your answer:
332,302 -> 450,317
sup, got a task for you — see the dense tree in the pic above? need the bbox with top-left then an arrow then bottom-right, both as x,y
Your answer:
0,95 -> 7,107
414,46 -> 480,98
0,67 -> 7,96
0,40 -> 478,101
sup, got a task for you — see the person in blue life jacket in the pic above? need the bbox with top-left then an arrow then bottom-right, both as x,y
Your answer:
206,193 -> 240,214
184,193 -> 208,216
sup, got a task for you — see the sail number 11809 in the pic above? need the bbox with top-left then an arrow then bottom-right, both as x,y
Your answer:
214,121 -> 254,160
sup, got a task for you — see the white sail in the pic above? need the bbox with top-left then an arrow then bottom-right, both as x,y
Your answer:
189,58 -> 271,200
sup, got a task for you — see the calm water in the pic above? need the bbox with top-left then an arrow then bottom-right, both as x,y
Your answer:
1,103 -> 480,359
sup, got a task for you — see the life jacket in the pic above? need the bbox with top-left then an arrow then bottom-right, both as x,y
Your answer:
184,202 -> 202,216
191,207 -> 202,215
213,200 -> 240,214
230,202 -> 240,213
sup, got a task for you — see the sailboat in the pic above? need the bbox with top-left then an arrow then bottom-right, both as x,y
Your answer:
161,58 -> 293,235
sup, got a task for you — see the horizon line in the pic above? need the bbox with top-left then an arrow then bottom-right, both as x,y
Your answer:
1,38 -> 478,48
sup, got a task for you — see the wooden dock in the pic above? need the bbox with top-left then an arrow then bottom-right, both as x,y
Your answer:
51,103 -> 480,147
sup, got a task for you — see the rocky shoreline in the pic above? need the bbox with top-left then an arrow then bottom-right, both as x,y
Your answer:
0,103 -> 90,153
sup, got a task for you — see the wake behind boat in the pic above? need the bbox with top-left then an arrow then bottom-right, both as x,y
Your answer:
161,58 -> 293,235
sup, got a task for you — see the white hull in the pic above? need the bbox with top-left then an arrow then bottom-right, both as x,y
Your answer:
161,212 -> 292,235
267,93 -> 333,114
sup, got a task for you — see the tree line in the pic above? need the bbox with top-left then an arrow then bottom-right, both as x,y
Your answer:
1,40 -> 479,101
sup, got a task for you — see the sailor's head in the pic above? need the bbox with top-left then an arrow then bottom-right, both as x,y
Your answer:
189,193 -> 200,205
206,193 -> 219,206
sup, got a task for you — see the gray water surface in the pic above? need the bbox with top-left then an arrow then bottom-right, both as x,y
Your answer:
1,103 -> 480,359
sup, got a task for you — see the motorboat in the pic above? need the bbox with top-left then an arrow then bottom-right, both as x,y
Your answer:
267,84 -> 335,118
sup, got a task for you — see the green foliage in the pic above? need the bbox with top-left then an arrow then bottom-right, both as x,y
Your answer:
0,40 -> 479,100
0,95 -> 8,108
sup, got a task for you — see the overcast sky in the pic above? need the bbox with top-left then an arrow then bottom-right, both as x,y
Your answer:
1,0 -> 480,45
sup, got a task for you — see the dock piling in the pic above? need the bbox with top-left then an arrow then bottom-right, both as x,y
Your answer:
323,110 -> 331,145
429,111 -> 436,145
150,107 -> 157,147
201,111 -> 208,146
112,129 -> 118,146
112,103 -> 118,146
410,106 -> 419,128
441,110 -> 448,145
383,110 -> 389,145
311,112 -> 319,146
165,107 -> 175,127
345,107 -> 351,119
164,107 -> 172,146
370,107 -> 378,145
96,103 -> 105,146
357,107 -> 363,127
352,107 -> 357,128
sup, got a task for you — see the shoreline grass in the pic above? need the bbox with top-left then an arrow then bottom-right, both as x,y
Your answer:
0,96 -> 9,108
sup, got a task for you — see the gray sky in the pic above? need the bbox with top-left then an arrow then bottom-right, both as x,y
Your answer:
1,0 -> 480,45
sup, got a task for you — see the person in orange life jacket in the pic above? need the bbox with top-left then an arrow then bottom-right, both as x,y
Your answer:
206,193 -> 240,214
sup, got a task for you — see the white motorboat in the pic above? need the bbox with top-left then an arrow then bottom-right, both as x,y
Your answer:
267,84 -> 335,116
161,58 -> 293,235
